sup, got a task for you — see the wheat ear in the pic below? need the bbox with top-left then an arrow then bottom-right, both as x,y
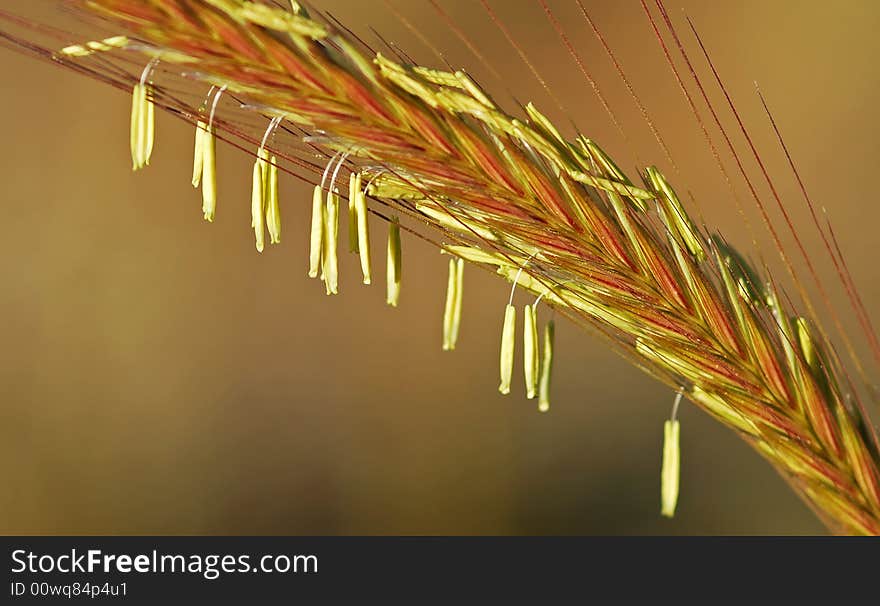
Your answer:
39,0 -> 880,534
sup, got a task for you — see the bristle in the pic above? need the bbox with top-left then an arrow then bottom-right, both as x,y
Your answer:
427,0 -> 503,82
758,86 -> 880,375
479,0 -> 565,112
576,0 -> 677,171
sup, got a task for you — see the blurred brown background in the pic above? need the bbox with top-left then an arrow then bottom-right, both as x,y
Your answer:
1,0 -> 878,534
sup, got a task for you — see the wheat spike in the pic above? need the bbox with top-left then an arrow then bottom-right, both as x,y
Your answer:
35,0 -> 880,534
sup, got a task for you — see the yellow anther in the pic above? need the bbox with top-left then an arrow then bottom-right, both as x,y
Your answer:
348,172 -> 359,254
661,391 -> 683,518
498,304 -> 516,395
201,124 -> 216,222
130,80 -> 155,171
386,217 -> 401,306
266,155 -> 281,245
442,257 -> 464,351
523,304 -> 539,399
61,35 -> 128,57
251,149 -> 268,253
191,121 -> 206,188
538,320 -> 554,412
354,187 -> 372,285
308,185 -> 324,278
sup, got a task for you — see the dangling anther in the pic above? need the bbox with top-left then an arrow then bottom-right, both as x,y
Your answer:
661,389 -> 683,518
252,116 -> 282,251
442,256 -> 465,351
200,85 -> 225,222
131,59 -> 159,171
532,282 -> 568,412
386,217 -> 402,306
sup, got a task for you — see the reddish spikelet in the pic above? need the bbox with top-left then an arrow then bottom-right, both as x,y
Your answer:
401,106 -> 457,158
446,121 -> 522,196
262,35 -> 332,95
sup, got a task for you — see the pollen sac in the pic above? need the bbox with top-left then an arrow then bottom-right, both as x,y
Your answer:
523,304 -> 539,399
498,304 -> 516,395
661,418 -> 681,518
143,84 -> 155,167
348,173 -> 359,254
442,257 -> 464,351
386,217 -> 402,306
130,83 -> 144,170
130,82 -> 156,171
201,125 -> 217,222
451,258 -> 464,348
265,155 -> 281,245
308,185 -> 324,278
251,149 -> 268,253
191,120 -> 206,188
538,319 -> 555,412
324,189 -> 340,295
795,317 -> 817,369
355,184 -> 372,285
61,35 -> 129,57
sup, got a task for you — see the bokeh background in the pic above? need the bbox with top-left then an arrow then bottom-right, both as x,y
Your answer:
1,0 -> 879,534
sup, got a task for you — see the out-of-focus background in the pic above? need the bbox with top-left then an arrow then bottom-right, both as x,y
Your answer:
1,0 -> 878,534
